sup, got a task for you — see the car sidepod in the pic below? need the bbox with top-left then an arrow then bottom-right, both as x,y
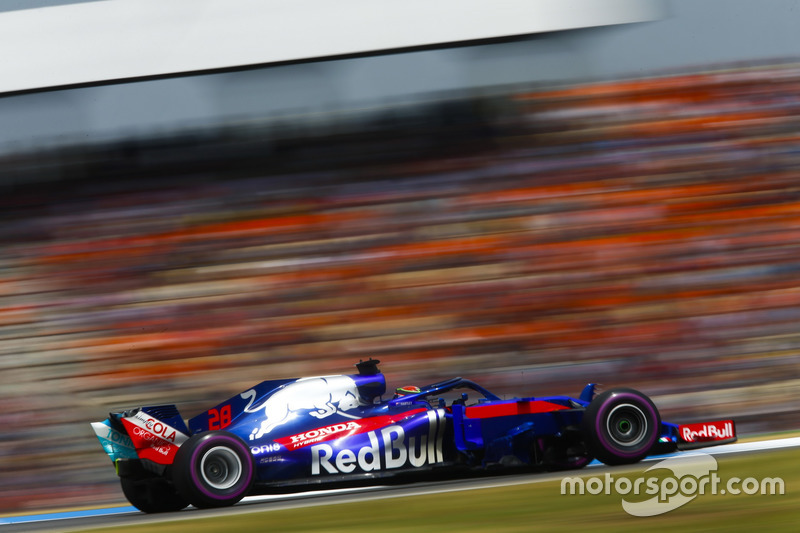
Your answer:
247,405 -> 451,482
450,398 -> 587,468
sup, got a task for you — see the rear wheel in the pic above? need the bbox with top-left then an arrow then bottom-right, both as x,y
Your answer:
172,431 -> 254,509
581,388 -> 660,465
120,476 -> 188,513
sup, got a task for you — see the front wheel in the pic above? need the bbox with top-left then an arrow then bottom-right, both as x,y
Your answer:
172,431 -> 255,509
581,388 -> 660,466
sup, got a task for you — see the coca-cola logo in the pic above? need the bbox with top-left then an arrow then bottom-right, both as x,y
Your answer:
142,417 -> 178,442
119,414 -> 187,465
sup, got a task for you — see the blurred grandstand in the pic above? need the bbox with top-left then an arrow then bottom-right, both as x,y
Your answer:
2,60 -> 800,511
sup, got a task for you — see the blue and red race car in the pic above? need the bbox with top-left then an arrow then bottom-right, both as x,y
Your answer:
91,359 -> 736,513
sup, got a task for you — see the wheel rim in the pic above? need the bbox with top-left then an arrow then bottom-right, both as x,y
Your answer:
200,446 -> 242,490
605,403 -> 648,448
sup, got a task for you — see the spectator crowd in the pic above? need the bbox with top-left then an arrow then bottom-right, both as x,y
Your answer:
2,61 -> 800,512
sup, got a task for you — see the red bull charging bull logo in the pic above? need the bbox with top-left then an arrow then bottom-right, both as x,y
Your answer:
246,376 -> 366,440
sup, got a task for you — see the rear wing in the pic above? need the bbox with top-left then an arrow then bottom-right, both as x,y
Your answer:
91,405 -> 191,472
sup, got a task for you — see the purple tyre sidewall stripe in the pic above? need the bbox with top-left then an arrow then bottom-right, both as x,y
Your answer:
593,392 -> 658,458
188,434 -> 254,501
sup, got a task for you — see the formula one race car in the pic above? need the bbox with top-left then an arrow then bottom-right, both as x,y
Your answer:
91,359 -> 737,513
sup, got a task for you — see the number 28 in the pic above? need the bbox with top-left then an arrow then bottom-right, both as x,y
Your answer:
208,405 -> 232,430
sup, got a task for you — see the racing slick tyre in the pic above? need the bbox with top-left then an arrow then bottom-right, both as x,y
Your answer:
172,431 -> 255,509
120,476 -> 189,513
581,388 -> 660,466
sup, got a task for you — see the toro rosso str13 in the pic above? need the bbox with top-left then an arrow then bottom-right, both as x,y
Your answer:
91,359 -> 736,513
